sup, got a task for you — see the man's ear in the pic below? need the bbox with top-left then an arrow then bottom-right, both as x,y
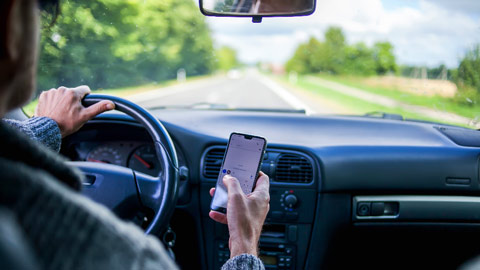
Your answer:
0,0 -> 16,61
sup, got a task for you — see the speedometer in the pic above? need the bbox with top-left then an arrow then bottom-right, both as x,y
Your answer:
128,144 -> 160,176
86,145 -> 123,166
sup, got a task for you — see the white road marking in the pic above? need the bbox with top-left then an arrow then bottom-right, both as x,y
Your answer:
258,75 -> 314,115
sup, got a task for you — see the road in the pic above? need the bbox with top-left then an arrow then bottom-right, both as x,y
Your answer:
124,70 -> 478,128
126,70 -> 335,114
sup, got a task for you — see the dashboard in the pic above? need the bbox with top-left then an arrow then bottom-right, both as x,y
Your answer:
61,109 -> 480,270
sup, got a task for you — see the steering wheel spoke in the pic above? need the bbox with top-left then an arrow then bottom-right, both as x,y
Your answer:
69,161 -> 142,219
134,172 -> 164,214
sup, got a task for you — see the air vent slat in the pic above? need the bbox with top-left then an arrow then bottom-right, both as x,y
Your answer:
276,154 -> 313,183
203,148 -> 313,183
203,148 -> 226,178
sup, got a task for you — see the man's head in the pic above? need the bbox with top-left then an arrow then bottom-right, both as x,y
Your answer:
0,0 -> 39,116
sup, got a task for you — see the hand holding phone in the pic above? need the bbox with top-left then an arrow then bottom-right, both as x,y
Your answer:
210,132 -> 267,213
209,171 -> 270,257
209,132 -> 269,258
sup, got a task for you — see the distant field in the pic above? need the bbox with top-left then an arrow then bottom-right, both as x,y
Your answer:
314,74 -> 479,120
278,74 -> 477,128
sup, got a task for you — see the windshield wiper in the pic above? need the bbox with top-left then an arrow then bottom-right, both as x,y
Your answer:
233,108 -> 306,114
147,102 -> 230,110
148,102 -> 306,114
363,111 -> 462,127
364,111 -> 404,120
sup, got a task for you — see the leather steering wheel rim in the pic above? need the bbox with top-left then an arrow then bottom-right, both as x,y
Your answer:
80,94 -> 179,235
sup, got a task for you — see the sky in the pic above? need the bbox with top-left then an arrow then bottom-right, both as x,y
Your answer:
205,0 -> 480,68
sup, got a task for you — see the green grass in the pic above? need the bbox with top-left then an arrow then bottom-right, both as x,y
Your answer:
280,76 -> 470,128
22,75 -> 211,116
313,74 -> 480,120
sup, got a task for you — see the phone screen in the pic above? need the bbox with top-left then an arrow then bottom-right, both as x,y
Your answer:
210,133 -> 266,213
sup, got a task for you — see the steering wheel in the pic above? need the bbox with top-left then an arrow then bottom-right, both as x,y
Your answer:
68,94 -> 179,235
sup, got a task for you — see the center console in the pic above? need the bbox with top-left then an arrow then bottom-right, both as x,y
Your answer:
200,147 -> 318,269
201,186 -> 317,270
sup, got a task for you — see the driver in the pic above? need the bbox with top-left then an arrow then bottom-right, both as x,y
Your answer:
0,0 -> 270,269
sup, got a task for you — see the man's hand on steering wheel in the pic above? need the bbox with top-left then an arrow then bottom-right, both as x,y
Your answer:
35,85 -> 115,137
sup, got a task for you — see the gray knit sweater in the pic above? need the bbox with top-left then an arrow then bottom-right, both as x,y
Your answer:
1,117 -> 264,270
4,117 -> 62,152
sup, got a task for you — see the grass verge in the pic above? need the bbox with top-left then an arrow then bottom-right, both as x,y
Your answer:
280,76 -> 470,128
313,74 -> 479,120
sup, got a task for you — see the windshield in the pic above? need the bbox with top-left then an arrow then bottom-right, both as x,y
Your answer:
28,0 -> 480,128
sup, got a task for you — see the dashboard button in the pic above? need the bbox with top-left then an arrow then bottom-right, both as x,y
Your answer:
288,225 -> 297,242
271,211 -> 284,219
357,202 -> 371,216
371,202 -> 385,216
286,212 -> 298,220
284,194 -> 298,208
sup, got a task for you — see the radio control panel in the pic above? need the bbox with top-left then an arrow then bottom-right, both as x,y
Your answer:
216,241 -> 296,270
266,188 -> 316,224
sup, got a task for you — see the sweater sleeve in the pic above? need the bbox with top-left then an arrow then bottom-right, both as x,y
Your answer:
3,117 -> 61,152
221,254 -> 265,270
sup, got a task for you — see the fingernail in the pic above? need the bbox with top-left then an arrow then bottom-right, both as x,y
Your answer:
106,103 -> 114,110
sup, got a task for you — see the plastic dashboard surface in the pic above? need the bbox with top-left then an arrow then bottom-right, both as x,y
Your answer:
83,110 -> 480,193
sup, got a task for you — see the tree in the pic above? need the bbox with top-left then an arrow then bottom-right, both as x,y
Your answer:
373,42 -> 397,75
311,27 -> 346,74
216,46 -> 239,71
456,44 -> 480,92
286,37 -> 322,74
343,42 -> 376,76
37,0 -> 216,92
285,26 -> 398,77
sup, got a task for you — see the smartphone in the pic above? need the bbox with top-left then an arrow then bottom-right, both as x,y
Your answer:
210,132 -> 267,213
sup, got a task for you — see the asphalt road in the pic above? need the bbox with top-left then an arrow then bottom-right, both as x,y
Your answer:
126,71 -> 477,128
127,71 -> 327,113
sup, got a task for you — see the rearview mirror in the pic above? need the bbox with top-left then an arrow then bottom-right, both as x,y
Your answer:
199,0 -> 316,23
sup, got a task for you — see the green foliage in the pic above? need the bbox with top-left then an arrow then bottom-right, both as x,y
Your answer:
286,26 -> 397,77
456,45 -> 480,93
453,86 -> 479,107
214,0 -> 235,12
37,0 -> 215,94
216,46 -> 239,71
344,43 -> 376,76
286,28 -> 348,75
286,38 -> 320,74
322,27 -> 346,74
373,42 -> 397,75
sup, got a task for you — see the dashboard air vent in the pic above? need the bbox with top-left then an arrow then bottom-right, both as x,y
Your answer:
203,148 -> 225,178
276,154 -> 313,183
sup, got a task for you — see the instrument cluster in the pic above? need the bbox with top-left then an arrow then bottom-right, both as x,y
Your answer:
71,141 -> 161,176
